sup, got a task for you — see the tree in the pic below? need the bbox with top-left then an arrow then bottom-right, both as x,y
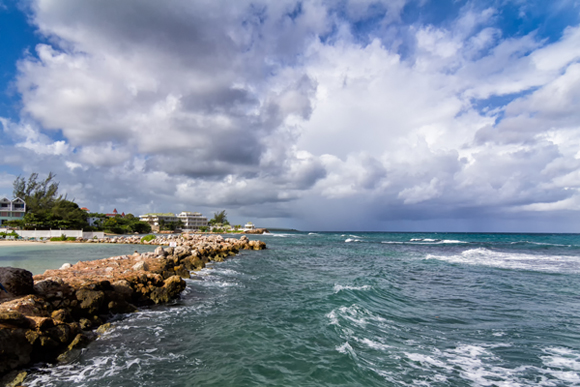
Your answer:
11,172 -> 89,230
210,210 -> 229,226
13,172 -> 61,213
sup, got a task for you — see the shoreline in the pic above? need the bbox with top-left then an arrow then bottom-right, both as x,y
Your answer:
0,241 -> 72,247
0,234 -> 266,384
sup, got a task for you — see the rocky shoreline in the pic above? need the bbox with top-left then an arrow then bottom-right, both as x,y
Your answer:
0,234 -> 266,386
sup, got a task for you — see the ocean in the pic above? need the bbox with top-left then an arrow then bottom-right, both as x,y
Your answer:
4,232 -> 580,386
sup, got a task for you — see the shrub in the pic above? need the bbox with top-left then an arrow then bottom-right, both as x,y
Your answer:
67,237 -> 76,241
141,234 -> 156,243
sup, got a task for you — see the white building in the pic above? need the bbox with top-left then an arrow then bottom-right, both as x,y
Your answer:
0,197 -> 26,226
244,222 -> 255,230
177,211 -> 208,230
139,213 -> 179,229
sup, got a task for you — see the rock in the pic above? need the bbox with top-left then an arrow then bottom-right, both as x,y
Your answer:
51,309 -> 72,323
3,370 -> 27,387
149,276 -> 185,304
0,312 -> 29,328
0,328 -> 33,374
154,246 -> 166,256
79,318 -> 92,330
132,261 -> 149,271
59,263 -> 72,270
75,289 -> 105,315
111,280 -> 134,301
33,278 -> 65,295
0,268 -> 34,296
67,332 -> 91,350
96,323 -> 112,334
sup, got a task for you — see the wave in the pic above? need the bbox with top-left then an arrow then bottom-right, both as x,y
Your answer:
345,238 -> 363,243
398,343 -> 580,386
261,232 -> 293,237
333,284 -> 372,293
426,248 -> 580,273
381,239 -> 468,245
326,304 -> 386,328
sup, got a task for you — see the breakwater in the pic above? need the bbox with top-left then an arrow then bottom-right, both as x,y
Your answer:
0,234 -> 266,384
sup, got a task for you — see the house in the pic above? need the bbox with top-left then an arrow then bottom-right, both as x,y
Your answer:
0,197 -> 26,226
177,211 -> 208,231
139,213 -> 179,231
106,208 -> 119,217
244,222 -> 255,230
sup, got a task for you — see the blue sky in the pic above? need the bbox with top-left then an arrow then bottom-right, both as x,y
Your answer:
1,0 -> 580,232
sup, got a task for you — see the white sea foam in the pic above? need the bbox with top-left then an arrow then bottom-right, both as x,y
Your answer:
396,343 -> 580,387
540,347 -> 580,383
333,284 -> 372,293
345,238 -> 362,243
336,342 -> 356,357
357,337 -> 392,351
426,247 -> 580,273
326,304 -> 386,329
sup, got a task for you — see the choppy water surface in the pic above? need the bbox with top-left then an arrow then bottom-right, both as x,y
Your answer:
15,232 -> 580,386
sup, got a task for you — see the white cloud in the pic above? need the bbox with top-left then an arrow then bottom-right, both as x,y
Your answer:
2,0 -> 580,230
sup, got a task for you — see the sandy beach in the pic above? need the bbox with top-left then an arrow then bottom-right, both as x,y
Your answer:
0,240 -> 70,246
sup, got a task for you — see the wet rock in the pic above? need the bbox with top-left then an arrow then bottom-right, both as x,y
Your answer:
0,312 -> 29,328
0,328 -> 33,374
0,268 -> 34,296
51,309 -> 72,323
96,323 -> 112,334
75,289 -> 105,315
149,276 -> 185,304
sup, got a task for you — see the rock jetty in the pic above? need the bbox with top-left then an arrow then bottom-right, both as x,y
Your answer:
0,234 -> 266,384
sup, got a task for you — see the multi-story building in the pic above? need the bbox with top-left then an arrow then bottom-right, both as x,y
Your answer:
0,197 -> 26,226
139,213 -> 179,231
177,211 -> 208,230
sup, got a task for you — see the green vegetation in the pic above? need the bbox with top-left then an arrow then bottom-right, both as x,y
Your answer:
141,234 -> 156,242
0,231 -> 19,238
49,235 -> 77,241
209,210 -> 229,226
5,172 -> 151,234
7,173 -> 89,230
158,218 -> 183,231
101,215 -> 152,234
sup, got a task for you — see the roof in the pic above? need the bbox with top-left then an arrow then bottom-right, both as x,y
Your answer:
140,213 -> 176,217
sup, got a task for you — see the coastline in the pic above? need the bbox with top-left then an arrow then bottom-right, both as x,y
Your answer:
0,234 -> 266,384
0,241 -> 72,247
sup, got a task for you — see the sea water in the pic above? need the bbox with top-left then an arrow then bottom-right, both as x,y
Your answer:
7,232 -> 580,386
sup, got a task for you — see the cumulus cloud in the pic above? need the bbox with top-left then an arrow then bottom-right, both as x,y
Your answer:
1,0 -> 580,230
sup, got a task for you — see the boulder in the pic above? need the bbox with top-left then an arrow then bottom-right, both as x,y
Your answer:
132,261 -> 149,271
75,289 -> 105,315
149,276 -> 185,304
0,328 -> 33,374
0,268 -> 34,296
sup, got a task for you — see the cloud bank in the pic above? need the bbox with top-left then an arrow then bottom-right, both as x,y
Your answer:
1,0 -> 580,231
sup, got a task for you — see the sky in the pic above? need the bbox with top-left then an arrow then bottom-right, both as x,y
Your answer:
1,0 -> 580,232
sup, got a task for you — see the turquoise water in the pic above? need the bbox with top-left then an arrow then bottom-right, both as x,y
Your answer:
0,243 -> 158,275
10,232 -> 580,386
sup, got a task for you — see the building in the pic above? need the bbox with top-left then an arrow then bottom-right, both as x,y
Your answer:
139,213 -> 179,231
106,208 -> 119,217
177,211 -> 208,230
0,197 -> 26,226
244,222 -> 255,230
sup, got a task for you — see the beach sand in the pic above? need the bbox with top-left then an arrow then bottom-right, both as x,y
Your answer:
0,240 -> 69,246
